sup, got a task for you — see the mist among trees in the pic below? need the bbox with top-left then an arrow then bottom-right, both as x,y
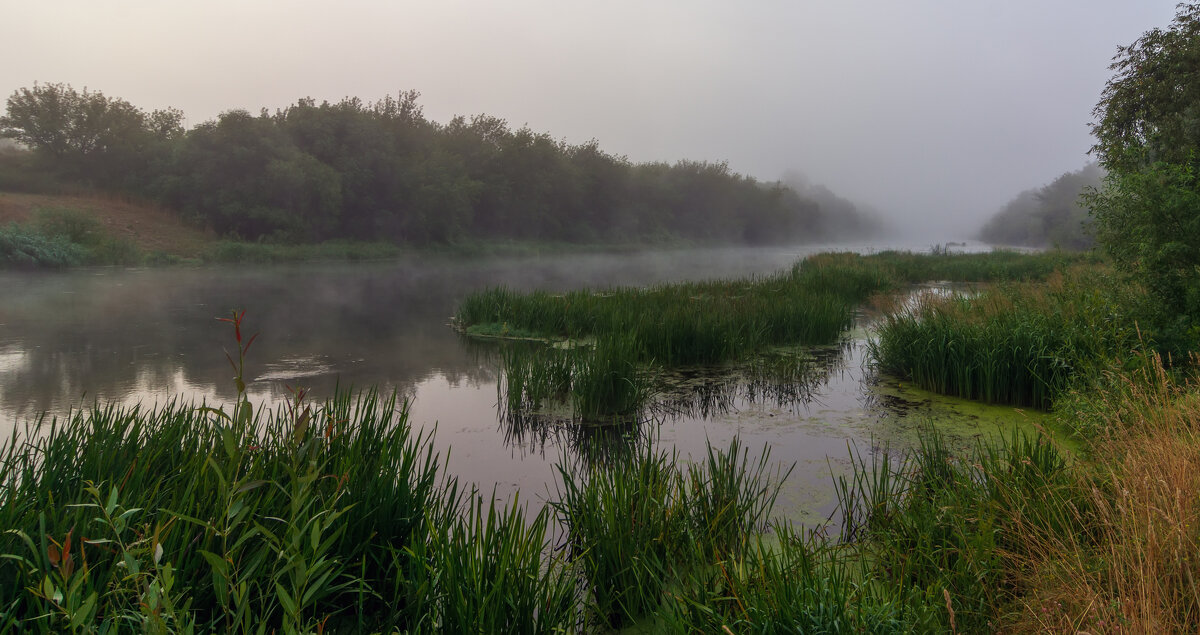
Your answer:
0,84 -> 879,246
977,163 -> 1104,249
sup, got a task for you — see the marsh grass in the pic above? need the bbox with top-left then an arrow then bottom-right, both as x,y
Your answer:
500,334 -> 649,420
857,249 -> 1099,284
661,523 -> 919,633
552,436 -> 788,629
0,393 -> 816,633
0,392 -> 577,634
457,254 -> 878,368
412,494 -> 577,634
829,425 -> 1079,632
1000,352 -> 1200,633
464,250 -> 1091,418
871,266 -> 1143,409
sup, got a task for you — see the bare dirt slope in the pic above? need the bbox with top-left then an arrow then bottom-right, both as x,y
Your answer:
0,191 -> 214,257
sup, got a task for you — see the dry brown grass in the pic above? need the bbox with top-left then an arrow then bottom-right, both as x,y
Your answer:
0,191 -> 214,257
1005,354 -> 1200,633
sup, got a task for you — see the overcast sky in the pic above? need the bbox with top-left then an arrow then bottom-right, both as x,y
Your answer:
0,1 -> 1182,239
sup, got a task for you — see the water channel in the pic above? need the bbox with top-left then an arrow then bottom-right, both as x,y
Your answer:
0,242 -> 1050,526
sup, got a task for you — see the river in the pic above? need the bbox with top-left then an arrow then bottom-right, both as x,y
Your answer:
0,241 -> 1046,525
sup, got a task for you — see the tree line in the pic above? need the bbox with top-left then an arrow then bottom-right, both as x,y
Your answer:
0,84 -> 877,245
978,163 -> 1103,249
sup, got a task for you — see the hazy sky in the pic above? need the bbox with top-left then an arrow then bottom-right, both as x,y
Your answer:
0,1 -> 1182,238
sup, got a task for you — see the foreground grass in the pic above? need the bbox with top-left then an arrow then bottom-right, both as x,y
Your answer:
10,380 -> 1194,633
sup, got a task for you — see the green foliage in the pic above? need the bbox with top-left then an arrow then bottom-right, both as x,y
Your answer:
0,82 -> 182,188
1086,161 -> 1200,334
33,207 -> 142,265
0,222 -> 84,267
0,148 -> 79,194
34,206 -> 104,244
871,267 -> 1144,409
834,427 -> 1080,633
0,208 -> 144,268
1088,3 -> 1200,343
1090,3 -> 1200,174
552,436 -> 786,629
5,85 -> 881,246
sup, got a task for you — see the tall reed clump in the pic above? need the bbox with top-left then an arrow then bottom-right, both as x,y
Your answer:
457,253 -> 885,368
552,436 -> 787,630
407,495 -> 576,634
660,524 -> 916,633
871,266 -> 1143,409
0,313 -> 577,633
831,426 -> 1080,632
570,333 -> 649,419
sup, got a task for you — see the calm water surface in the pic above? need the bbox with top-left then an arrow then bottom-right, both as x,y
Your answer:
0,242 -> 1034,524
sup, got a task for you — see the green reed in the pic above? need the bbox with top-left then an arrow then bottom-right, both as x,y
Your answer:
410,494 -> 577,634
551,436 -> 789,630
832,426 -> 1080,633
0,397 -> 1102,632
501,334 -> 649,420
463,250 -> 1091,419
457,254 -> 880,368
660,523 -> 917,633
0,392 -> 576,634
871,266 -> 1142,409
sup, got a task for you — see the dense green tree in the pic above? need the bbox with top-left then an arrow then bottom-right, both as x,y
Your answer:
1086,3 -> 1200,335
2,84 -> 880,246
1090,161 -> 1200,317
1091,3 -> 1200,173
0,83 -> 181,186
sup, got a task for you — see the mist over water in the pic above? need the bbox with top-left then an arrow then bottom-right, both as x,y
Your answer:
0,241 -> 1024,522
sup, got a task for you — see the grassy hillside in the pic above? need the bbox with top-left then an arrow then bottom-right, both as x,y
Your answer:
0,191 -> 215,260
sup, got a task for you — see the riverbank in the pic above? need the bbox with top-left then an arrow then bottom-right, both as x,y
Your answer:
3,250 -> 1190,632
0,189 -> 850,269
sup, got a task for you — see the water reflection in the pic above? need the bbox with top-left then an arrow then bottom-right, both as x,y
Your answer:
502,409 -> 644,469
651,342 -> 851,420
491,336 -> 855,472
1,247 -> 817,426
0,243 -> 1029,525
